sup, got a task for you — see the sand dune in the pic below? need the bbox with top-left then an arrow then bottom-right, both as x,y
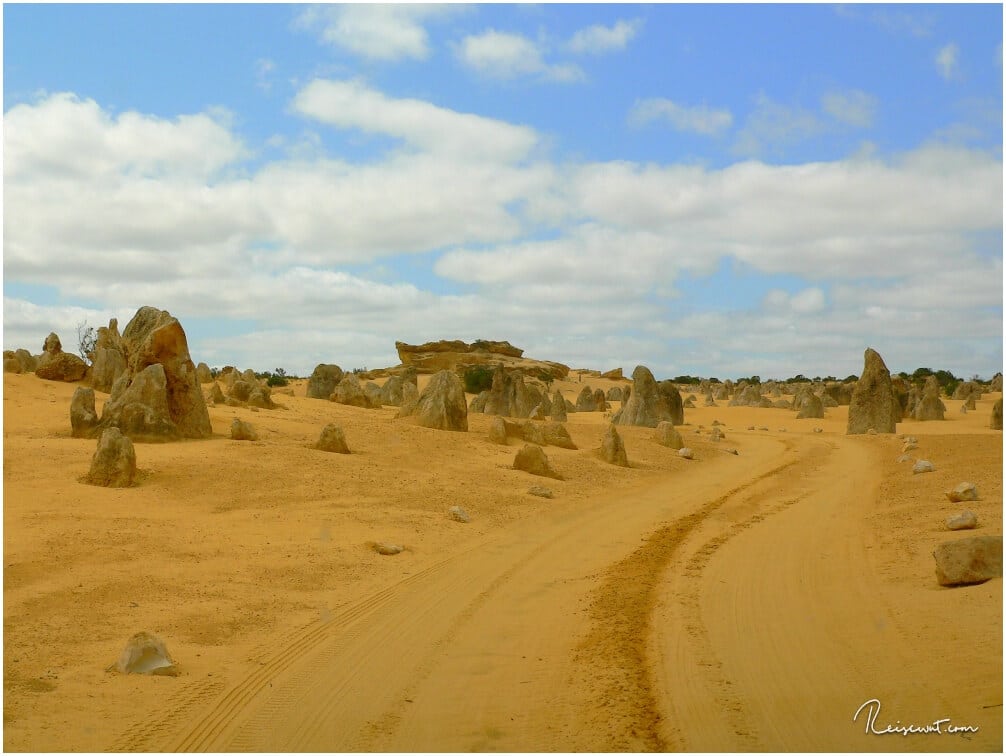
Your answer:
3,371 -> 1001,751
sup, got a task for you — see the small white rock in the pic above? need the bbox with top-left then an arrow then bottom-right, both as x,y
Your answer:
448,506 -> 470,523
373,542 -> 403,556
678,447 -> 694,459
912,460 -> 935,474
945,482 -> 978,503
116,632 -> 178,676
946,511 -> 978,531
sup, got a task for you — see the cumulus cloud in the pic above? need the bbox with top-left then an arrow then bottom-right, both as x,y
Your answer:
628,98 -> 733,135
455,29 -> 584,82
936,42 -> 960,80
732,94 -> 825,157
821,89 -> 878,127
566,19 -> 642,54
293,4 -> 458,62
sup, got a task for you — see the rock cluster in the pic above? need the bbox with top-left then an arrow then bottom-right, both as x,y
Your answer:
396,370 -> 468,431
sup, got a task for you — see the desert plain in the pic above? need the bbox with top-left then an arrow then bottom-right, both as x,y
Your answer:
3,357 -> 1002,752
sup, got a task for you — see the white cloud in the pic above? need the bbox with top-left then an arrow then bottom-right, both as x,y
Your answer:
733,94 -> 824,157
821,89 -> 877,127
936,42 -> 960,80
292,5 -> 458,62
629,98 -> 733,135
255,58 -> 276,92
455,29 -> 584,82
566,19 -> 642,54
292,78 -> 539,161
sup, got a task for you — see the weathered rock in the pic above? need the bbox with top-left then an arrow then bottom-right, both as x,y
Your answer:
796,392 -> 825,419
847,348 -> 899,434
952,381 -> 983,400
653,421 -> 684,449
933,535 -> 1002,586
902,440 -> 918,452
469,390 -> 490,413
207,382 -> 225,404
527,485 -> 553,498
36,350 -> 88,382
964,396 -> 976,410
373,542 -> 403,556
196,362 -> 213,383
513,444 -> 562,479
400,370 -> 468,431
99,364 -> 182,441
992,398 -> 1003,430
945,482 -> 978,503
488,416 -> 509,445
593,388 -> 608,412
478,366 -> 541,419
612,365 -> 676,427
316,424 -> 350,453
229,380 -> 254,402
657,381 -> 684,425
709,427 -> 724,442
247,386 -> 275,409
43,332 -> 62,354
84,427 -> 136,487
600,425 -> 629,466
230,418 -> 258,441
395,339 -> 568,379
448,506 -> 470,523
3,354 -> 22,373
364,381 -> 384,407
551,390 -> 567,422
575,386 -> 597,412
678,447 -> 694,460
116,631 -> 178,676
729,385 -> 764,407
991,373 -> 1003,392
379,375 -> 407,406
331,373 -> 380,409
398,382 -> 419,417
14,348 -> 38,373
704,393 -> 717,407
912,459 -> 935,474
524,421 -> 576,450
946,511 -> 978,531
606,387 -> 623,402
90,329 -> 128,393
70,387 -> 99,438
913,376 -> 946,421
601,367 -> 623,380
529,393 -> 553,420
307,364 -> 344,399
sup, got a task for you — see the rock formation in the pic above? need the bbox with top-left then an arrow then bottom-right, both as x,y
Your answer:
593,388 -> 608,412
513,444 -> 562,479
70,387 -> 99,438
575,386 -> 597,412
846,348 -> 899,434
933,535 -> 1002,586
89,320 -> 128,393
84,427 -> 136,487
331,373 -> 381,409
478,366 -> 541,419
600,424 -> 628,466
550,391 -> 567,422
378,375 -> 407,406
992,398 -> 1002,430
913,376 -> 946,421
796,392 -> 825,419
306,364 -> 344,400
398,369 -> 468,431
653,421 -> 684,449
196,362 -> 213,383
35,331 -> 87,382
606,387 -> 623,402
230,418 -> 257,441
116,631 -> 178,676
601,367 -> 623,380
612,365 -> 679,427
395,339 -> 568,379
316,424 -> 350,453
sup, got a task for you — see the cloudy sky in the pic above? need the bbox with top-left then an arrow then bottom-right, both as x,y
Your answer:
4,3 -> 1002,380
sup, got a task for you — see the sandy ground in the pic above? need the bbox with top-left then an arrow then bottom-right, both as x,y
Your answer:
3,370 -> 1002,752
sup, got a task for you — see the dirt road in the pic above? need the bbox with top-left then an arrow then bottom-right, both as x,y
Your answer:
102,427 -> 999,753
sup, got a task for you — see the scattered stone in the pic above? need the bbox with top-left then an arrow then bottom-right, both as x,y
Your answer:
847,347 -> 899,434
945,482 -> 978,503
895,454 -> 913,463
813,427 -> 823,433
758,426 -> 769,432
513,444 -> 562,479
399,369 -> 468,431
315,424 -> 350,454
946,511 -> 978,531
600,424 -> 629,467
230,418 -> 258,441
84,427 -> 136,487
902,441 -> 918,452
70,387 -> 99,438
933,535 -> 1002,586
306,364 -> 345,399
653,421 -> 684,449
115,632 -> 178,676
747,425 -> 755,431
373,542 -> 404,556
678,447 -> 694,460
709,427 -> 724,442
528,485 -> 554,498
912,459 -> 935,474
723,448 -> 739,455
448,506 -> 470,523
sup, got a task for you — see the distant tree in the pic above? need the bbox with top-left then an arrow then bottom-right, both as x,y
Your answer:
76,320 -> 97,365
463,365 -> 494,394
786,374 -> 807,383
266,367 -> 289,387
844,374 -> 859,383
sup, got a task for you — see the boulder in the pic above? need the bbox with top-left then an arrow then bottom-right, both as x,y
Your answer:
399,369 -> 468,431
653,421 -> 684,449
912,459 -> 935,474
469,390 -> 490,413
600,425 -> 629,466
373,542 -> 404,556
946,511 -> 978,531
933,535 -> 1002,586
315,424 -> 350,453
964,396 -> 976,410
247,386 -> 275,409
229,380 -> 254,402
196,362 -> 213,383
488,416 -> 509,445
992,398 -> 1003,431
3,353 -> 22,373
593,388 -> 608,412
575,386 -> 597,412
991,373 -> 1003,392
678,447 -> 694,460
709,427 -> 724,442
822,382 -> 853,406
398,382 -> 419,417
14,348 -> 38,373
513,444 -> 562,479
913,376 -> 946,421
207,382 -> 225,404
90,326 -> 128,393
84,427 -> 136,487
43,332 -> 62,354
379,375 -> 407,406
364,381 -> 384,407
522,421 -> 576,449
230,418 -> 258,441
70,387 -> 99,438
331,373 -> 380,409
115,632 -> 178,676
35,350 -> 87,382
551,390 -> 568,422
796,393 -> 824,419
98,364 -> 181,442
527,485 -> 554,498
952,381 -> 982,400
945,482 -> 978,503
529,393 -> 553,420
307,364 -> 345,399
846,348 -> 899,434
448,506 -> 470,523
704,393 -> 717,407
612,365 -> 676,427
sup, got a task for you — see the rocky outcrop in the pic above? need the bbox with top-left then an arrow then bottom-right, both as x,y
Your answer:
35,331 -> 87,382
953,381 -> 982,400
84,427 -> 136,487
70,387 -> 99,438
513,444 -> 562,479
612,365 -> 678,427
847,348 -> 899,434
3,352 -> 22,373
729,385 -> 771,408
522,421 -> 577,449
529,393 -> 553,420
306,364 -> 345,400
601,367 -> 623,380
395,339 -> 568,380
600,425 -> 628,466
606,387 -> 623,402
316,424 -> 350,453
398,369 -> 468,431
913,376 -> 946,421
933,535 -> 1002,586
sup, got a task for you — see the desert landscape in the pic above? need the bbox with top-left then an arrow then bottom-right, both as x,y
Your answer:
2,310 -> 1002,753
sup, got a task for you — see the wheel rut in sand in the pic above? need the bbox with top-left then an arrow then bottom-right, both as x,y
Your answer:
572,436 -> 833,752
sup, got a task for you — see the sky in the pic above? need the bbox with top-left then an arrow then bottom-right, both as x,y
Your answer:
3,3 -> 1003,381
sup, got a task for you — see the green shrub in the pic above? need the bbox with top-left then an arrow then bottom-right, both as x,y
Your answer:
463,365 -> 494,394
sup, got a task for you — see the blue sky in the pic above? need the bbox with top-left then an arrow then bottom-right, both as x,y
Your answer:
4,3 -> 1003,380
